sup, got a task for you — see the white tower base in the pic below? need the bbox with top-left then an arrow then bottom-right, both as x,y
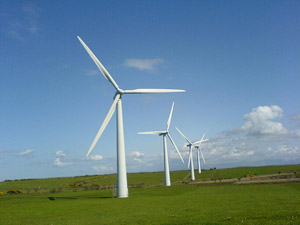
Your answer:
190,146 -> 195,181
197,150 -> 201,174
117,98 -> 128,198
163,135 -> 171,186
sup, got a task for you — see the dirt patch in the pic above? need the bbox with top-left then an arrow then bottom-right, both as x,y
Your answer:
234,178 -> 300,185
189,172 -> 299,185
191,178 -> 239,184
240,172 -> 295,181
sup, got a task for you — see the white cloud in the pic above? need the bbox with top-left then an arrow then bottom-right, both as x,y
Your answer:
86,154 -> 103,161
225,147 -> 241,158
247,151 -> 254,155
168,149 -> 186,161
56,151 -> 66,157
93,165 -> 113,172
85,70 -> 99,76
291,114 -> 300,120
22,6 -> 39,17
128,151 -> 144,163
277,145 -> 299,154
4,4 -> 40,40
54,158 -> 72,167
54,151 -> 72,167
124,58 -> 164,71
201,104 -> 300,166
18,149 -> 33,156
240,105 -> 288,135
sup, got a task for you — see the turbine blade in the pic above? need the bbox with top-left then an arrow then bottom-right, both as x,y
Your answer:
138,131 -> 165,135
200,148 -> 206,164
201,133 -> 206,142
167,133 -> 184,163
86,94 -> 120,156
175,127 -> 192,144
166,102 -> 174,131
193,138 -> 209,145
124,89 -> 185,94
77,36 -> 119,90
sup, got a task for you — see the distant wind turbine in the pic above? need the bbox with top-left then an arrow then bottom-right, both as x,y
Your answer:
176,128 -> 208,180
77,36 -> 185,198
138,102 -> 184,186
194,133 -> 207,174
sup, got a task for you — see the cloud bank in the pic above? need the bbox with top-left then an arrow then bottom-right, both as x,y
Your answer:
86,154 -> 103,161
3,4 -> 40,41
124,58 -> 164,71
240,105 -> 287,135
54,151 -> 72,167
18,149 -> 34,156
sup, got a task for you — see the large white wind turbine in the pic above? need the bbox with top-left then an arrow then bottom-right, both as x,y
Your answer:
138,102 -> 184,186
194,133 -> 207,174
77,36 -> 185,198
176,127 -> 208,180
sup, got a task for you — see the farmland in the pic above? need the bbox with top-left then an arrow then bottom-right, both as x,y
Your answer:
0,165 -> 300,224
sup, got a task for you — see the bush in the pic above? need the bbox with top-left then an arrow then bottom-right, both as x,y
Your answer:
69,182 -> 76,187
90,184 -> 100,190
69,180 -> 87,187
0,192 -> 3,196
49,188 -> 56,193
7,189 -> 23,194
246,174 -> 256,178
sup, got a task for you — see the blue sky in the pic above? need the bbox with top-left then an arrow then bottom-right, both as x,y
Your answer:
0,0 -> 299,181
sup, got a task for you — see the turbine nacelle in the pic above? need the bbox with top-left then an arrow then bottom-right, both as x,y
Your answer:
159,131 -> 168,136
117,88 -> 125,95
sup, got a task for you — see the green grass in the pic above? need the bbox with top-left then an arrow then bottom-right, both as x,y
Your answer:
0,183 -> 299,224
0,165 -> 300,224
1,165 -> 299,193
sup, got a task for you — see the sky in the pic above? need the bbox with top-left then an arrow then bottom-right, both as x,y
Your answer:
0,0 -> 299,181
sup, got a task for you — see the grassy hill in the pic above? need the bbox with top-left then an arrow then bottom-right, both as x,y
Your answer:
1,164 -> 299,193
0,165 -> 299,224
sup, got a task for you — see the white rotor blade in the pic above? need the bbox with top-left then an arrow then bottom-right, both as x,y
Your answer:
199,148 -> 206,164
138,131 -> 165,135
201,133 -> 206,142
77,36 -> 119,90
86,94 -> 120,156
175,127 -> 192,144
193,138 -> 209,145
167,133 -> 184,163
124,89 -> 185,94
166,102 -> 174,131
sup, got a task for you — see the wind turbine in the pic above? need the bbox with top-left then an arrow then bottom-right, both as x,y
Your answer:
194,133 -> 207,174
138,102 -> 184,186
77,36 -> 185,198
176,127 -> 208,181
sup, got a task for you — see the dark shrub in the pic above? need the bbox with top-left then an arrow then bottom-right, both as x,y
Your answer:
7,189 -> 23,194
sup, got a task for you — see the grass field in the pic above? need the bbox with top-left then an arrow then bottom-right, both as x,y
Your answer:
0,165 -> 300,224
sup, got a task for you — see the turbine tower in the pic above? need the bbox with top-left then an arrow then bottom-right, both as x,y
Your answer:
77,36 -> 185,198
176,128 -> 208,181
138,102 -> 184,186
194,133 -> 207,174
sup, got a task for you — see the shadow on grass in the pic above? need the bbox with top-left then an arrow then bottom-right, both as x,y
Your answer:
47,196 -> 114,201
